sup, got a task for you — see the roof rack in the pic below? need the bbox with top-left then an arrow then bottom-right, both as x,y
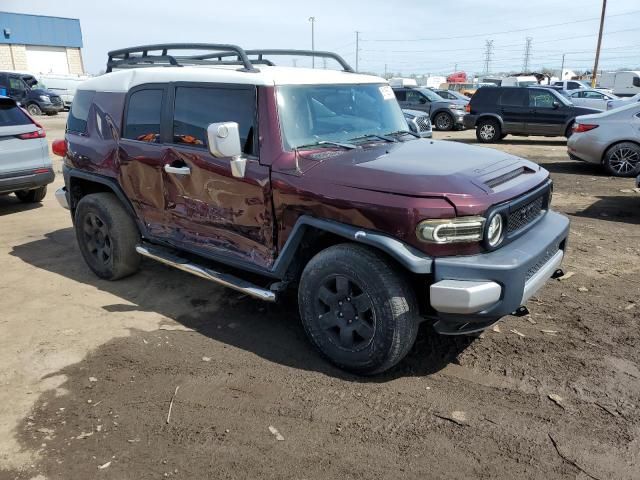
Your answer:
106,44 -> 355,73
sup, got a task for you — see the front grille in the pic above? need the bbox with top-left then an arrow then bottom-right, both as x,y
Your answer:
507,194 -> 544,234
416,116 -> 431,131
525,244 -> 559,280
51,96 -> 63,106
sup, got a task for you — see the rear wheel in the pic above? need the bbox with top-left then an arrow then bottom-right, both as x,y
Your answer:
26,104 -> 42,116
15,186 -> 47,203
603,142 -> 640,177
565,122 -> 574,138
476,118 -> 501,143
74,193 -> 141,280
434,112 -> 454,131
298,244 -> 419,375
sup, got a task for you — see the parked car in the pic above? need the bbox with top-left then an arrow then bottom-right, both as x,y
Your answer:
403,109 -> 432,138
53,43 -> 569,375
607,92 -> 640,110
0,71 -> 64,116
567,102 -> 640,177
0,96 -> 54,203
434,89 -> 471,102
464,86 -> 601,142
566,89 -> 617,111
598,71 -> 640,97
38,74 -> 91,110
392,85 -> 467,130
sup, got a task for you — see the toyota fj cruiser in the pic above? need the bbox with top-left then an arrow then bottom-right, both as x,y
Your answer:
53,44 -> 569,374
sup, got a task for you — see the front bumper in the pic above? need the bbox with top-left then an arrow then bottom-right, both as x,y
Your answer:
40,103 -> 64,114
0,168 -> 55,195
429,210 -> 570,334
452,111 -> 466,126
55,186 -> 70,209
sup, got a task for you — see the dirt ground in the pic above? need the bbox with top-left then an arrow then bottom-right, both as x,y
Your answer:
1,114 -> 639,480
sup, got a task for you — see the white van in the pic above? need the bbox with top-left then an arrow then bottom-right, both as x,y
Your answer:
598,71 -> 640,97
501,75 -> 538,87
37,74 -> 91,109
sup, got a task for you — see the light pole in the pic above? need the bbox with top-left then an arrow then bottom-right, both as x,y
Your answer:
308,17 -> 315,68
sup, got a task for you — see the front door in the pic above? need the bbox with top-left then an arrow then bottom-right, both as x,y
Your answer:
527,89 -> 567,135
7,75 -> 28,104
404,89 -> 431,114
161,84 -> 275,270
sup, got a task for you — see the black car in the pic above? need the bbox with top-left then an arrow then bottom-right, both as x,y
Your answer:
463,86 -> 600,143
0,72 -> 64,116
392,86 -> 467,131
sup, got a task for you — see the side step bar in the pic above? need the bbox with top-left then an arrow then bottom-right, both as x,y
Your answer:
135,244 -> 277,302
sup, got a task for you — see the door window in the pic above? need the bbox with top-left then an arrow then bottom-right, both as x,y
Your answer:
567,82 -> 582,90
8,76 -> 27,93
570,91 -> 583,99
583,91 -> 604,99
172,86 -> 257,154
405,90 -> 425,104
123,89 -> 163,143
499,89 -> 526,106
528,90 -> 556,108
393,89 -> 406,101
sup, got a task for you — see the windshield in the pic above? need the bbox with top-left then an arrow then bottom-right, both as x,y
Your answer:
277,84 -> 408,149
32,81 -> 48,90
416,88 -> 443,102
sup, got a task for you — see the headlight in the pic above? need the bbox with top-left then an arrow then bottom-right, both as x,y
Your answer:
486,214 -> 504,247
416,217 -> 485,244
39,95 -> 51,102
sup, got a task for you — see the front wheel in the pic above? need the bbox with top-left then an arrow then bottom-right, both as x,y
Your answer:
433,112 -> 454,131
476,118 -> 502,143
26,104 -> 42,116
603,142 -> 640,177
298,244 -> 419,375
74,193 -> 141,280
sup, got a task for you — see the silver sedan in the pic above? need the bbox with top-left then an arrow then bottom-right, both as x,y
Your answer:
567,102 -> 640,177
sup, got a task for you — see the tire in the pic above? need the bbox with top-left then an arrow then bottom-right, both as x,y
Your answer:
26,104 -> 42,116
15,186 -> 47,203
74,192 -> 141,280
433,112 -> 454,131
45,112 -> 58,116
298,243 -> 419,375
476,118 -> 502,143
565,122 -> 574,139
603,142 -> 640,177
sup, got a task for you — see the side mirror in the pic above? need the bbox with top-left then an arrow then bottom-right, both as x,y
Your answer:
552,101 -> 560,109
207,122 -> 246,178
419,97 -> 428,104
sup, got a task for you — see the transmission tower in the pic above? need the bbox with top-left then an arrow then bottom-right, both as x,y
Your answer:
522,37 -> 533,72
483,40 -> 493,74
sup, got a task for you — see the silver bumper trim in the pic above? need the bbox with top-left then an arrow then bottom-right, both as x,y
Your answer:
430,280 -> 502,314
55,187 -> 69,210
521,250 -> 564,304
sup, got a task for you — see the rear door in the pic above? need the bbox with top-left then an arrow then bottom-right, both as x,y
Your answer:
0,97 -> 46,176
527,89 -> 567,135
161,84 -> 275,270
498,89 -> 528,133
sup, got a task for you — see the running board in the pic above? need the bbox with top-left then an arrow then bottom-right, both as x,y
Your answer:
135,244 -> 277,302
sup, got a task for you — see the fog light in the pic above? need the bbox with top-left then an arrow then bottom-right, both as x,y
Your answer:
487,214 -> 503,247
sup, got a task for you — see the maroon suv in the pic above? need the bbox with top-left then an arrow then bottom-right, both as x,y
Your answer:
53,44 -> 569,374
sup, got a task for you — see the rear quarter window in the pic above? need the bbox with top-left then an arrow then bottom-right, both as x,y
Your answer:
499,89 -> 526,107
123,89 -> 163,143
0,99 -> 31,126
67,90 -> 95,134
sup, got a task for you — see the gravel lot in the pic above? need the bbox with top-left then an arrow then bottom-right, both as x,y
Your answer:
1,113 -> 639,480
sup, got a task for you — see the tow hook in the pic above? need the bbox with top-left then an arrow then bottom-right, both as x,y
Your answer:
512,306 -> 530,317
551,268 -> 565,279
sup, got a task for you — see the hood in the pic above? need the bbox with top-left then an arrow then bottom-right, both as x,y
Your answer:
571,105 -> 601,116
29,88 -> 60,98
301,139 -> 547,207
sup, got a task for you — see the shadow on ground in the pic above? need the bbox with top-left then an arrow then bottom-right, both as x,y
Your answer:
10,228 -> 472,382
0,193 -> 43,216
570,195 -> 640,225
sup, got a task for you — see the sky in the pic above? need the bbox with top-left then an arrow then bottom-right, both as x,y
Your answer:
3,0 -> 640,77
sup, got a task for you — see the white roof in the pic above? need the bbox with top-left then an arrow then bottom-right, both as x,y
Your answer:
78,65 -> 385,92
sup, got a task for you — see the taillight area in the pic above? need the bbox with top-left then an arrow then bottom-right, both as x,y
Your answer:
465,104 -> 471,113
52,139 -> 68,157
17,128 -> 46,140
573,123 -> 599,133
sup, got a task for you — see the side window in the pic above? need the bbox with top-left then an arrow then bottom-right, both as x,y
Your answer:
499,89 -> 526,107
393,89 -> 406,101
172,86 -> 257,154
406,90 -> 425,104
553,81 -> 562,87
8,76 -> 26,91
67,90 -> 95,134
633,77 -> 640,87
528,90 -> 556,108
584,91 -> 604,99
568,82 -> 581,90
570,92 -> 583,98
123,89 -> 163,143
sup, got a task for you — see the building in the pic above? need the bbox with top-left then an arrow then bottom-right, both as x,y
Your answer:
0,11 -> 84,75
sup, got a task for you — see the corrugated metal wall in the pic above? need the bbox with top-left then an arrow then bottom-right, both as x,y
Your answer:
0,11 -> 82,48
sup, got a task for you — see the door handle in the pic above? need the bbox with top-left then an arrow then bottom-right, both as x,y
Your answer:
164,164 -> 191,175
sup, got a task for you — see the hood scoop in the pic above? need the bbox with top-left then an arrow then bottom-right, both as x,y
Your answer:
481,165 -> 536,192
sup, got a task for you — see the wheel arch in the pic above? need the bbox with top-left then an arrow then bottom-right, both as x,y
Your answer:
430,108 -> 453,122
476,114 -> 504,129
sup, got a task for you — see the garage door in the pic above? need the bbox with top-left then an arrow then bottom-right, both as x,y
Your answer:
25,46 -> 69,75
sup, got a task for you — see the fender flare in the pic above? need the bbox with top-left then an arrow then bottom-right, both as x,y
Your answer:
271,215 -> 433,278
476,113 -> 504,129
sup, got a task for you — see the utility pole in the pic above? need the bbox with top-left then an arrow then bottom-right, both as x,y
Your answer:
483,40 -> 493,75
454,63 -> 458,72
591,0 -> 607,87
308,17 -> 315,68
523,37 -> 533,72
384,63 -> 388,78
355,31 -> 360,72
560,53 -> 565,79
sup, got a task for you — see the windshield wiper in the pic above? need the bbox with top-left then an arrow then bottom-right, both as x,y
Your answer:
297,140 -> 357,150
349,133 -> 397,143
385,130 -> 421,139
